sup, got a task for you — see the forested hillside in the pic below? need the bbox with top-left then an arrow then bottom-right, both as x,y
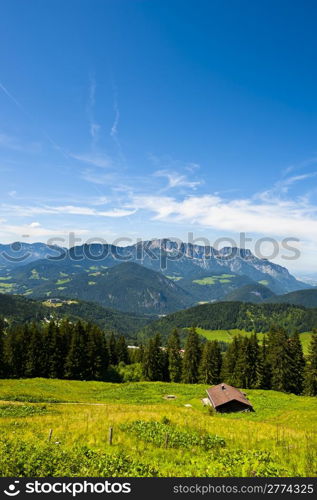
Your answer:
0,293 -> 150,337
223,283 -> 276,303
139,301 -> 317,341
267,288 -> 317,308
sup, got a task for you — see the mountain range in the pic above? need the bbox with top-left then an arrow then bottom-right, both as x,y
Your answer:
0,239 -> 311,316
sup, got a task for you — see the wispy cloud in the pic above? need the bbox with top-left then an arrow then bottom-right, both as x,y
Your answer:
81,169 -> 116,184
70,153 -> 112,168
0,220 -> 88,239
110,91 -> 120,140
87,74 -> 100,147
0,132 -> 41,153
0,82 -> 23,109
154,169 -> 201,190
257,171 -> 317,202
0,82 -> 69,158
109,82 -> 127,166
185,162 -> 200,173
149,155 -> 202,191
1,203 -> 135,218
283,156 -> 317,176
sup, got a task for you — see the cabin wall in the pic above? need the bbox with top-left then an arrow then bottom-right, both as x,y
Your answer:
215,400 -> 252,413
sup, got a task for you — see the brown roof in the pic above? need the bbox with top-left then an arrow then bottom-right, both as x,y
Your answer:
206,383 -> 253,409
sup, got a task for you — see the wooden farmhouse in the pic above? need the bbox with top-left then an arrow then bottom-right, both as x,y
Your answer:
206,383 -> 254,413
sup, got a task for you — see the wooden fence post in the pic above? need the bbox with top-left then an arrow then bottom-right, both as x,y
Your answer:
164,433 -> 169,449
48,429 -> 53,442
108,426 -> 113,445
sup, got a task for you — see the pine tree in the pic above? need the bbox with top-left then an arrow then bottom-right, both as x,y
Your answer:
25,323 -> 46,377
4,324 -> 31,378
129,344 -> 144,363
108,332 -> 118,365
221,335 -> 242,385
116,336 -> 129,364
0,318 -> 5,378
231,336 -> 249,387
59,318 -> 74,355
256,335 -> 271,389
288,331 -> 305,394
64,321 -> 89,380
267,326 -> 293,393
137,344 -> 144,363
86,325 -> 109,380
182,328 -> 201,384
304,334 -> 317,396
167,329 -> 182,382
161,348 -> 170,382
247,333 -> 260,388
45,321 -> 64,379
199,340 -> 222,384
231,334 -> 260,389
142,334 -> 164,381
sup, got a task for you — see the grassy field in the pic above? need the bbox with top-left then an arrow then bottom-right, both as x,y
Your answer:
196,328 -> 312,354
0,379 -> 316,477
193,274 -> 235,285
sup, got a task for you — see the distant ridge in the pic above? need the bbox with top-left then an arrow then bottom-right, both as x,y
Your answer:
223,283 -> 276,303
0,292 -> 150,337
0,238 -> 309,295
266,288 -> 317,308
138,301 -> 317,342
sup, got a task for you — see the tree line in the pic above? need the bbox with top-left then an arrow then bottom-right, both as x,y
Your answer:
141,327 -> 317,396
0,319 -> 129,381
0,318 -> 316,396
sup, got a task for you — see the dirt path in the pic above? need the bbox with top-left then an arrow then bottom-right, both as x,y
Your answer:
0,400 -> 111,406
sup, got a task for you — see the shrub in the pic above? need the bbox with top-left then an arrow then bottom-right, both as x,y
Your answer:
0,404 -> 49,418
117,363 -> 143,382
121,420 -> 225,451
0,440 -> 158,477
209,449 -> 284,477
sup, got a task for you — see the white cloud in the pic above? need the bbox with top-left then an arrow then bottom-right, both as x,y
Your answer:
87,75 -> 100,146
110,98 -> 120,139
0,132 -> 41,153
89,196 -> 109,206
258,172 -> 317,201
81,169 -> 116,185
0,82 -> 23,109
0,221 -> 88,239
0,203 -> 135,218
132,193 -> 317,240
154,170 -> 201,190
70,153 -> 112,168
185,162 -> 200,173
51,205 -> 135,217
283,156 -> 317,176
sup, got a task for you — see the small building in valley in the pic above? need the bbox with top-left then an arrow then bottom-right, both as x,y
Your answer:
206,383 -> 254,413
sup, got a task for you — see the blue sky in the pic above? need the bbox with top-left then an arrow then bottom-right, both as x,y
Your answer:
1,0 -> 317,273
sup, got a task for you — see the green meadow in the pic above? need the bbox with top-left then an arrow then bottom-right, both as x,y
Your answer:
196,328 -> 312,354
193,274 -> 235,285
0,379 -> 316,477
